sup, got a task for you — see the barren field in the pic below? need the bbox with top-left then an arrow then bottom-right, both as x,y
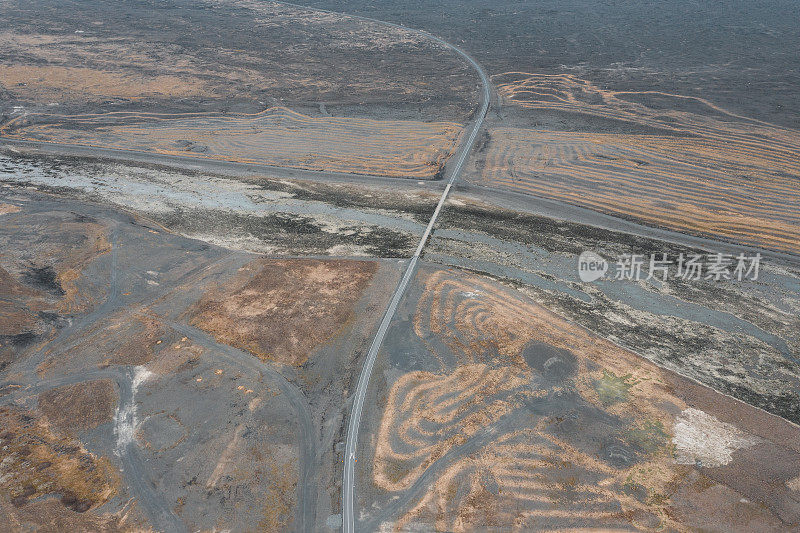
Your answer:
0,1 -> 476,119
0,406 -> 118,513
467,73 -> 800,254
0,188 -> 401,530
2,0 -> 799,531
358,266 -> 800,531
0,0 -> 477,179
4,107 -> 463,178
298,0 -> 800,128
1,151 -> 798,530
38,379 -> 117,432
190,259 -> 377,365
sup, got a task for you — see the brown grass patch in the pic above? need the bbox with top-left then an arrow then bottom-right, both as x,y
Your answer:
0,406 -> 117,513
382,269 -> 800,531
0,65 -> 209,100
37,313 -> 164,377
257,448 -> 297,531
7,107 -> 462,179
147,337 -> 202,376
0,307 -> 38,338
0,203 -> 21,215
0,266 -> 37,301
101,313 -> 166,367
0,497 -> 127,532
474,72 -> 800,254
0,266 -> 49,367
38,380 -> 117,432
189,259 -> 377,365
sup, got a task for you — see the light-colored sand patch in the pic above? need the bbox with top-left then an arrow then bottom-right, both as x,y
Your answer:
672,408 -> 760,467
114,365 -> 153,455
0,203 -> 21,215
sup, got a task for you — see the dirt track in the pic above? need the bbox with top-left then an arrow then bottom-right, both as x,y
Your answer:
1,0 -> 799,531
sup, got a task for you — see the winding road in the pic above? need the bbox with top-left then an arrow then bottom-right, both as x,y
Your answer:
309,7 -> 494,531
5,4 -> 794,533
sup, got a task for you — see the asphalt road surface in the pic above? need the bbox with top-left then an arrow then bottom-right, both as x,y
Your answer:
303,5 -> 495,530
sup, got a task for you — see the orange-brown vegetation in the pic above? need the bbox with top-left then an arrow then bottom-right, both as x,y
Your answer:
97,313 -> 166,368
0,496 -> 128,531
36,312 -> 165,378
147,337 -> 203,377
0,64 -> 209,101
0,0 -> 472,111
0,266 -> 40,337
256,447 -> 297,532
374,269 -> 800,531
190,259 -> 377,365
5,107 -> 462,179
474,73 -> 800,254
1,0 -> 475,178
38,380 -> 117,432
0,407 -> 117,513
0,265 -> 50,368
0,204 -> 21,215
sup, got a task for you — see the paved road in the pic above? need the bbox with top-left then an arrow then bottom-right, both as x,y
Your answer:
307,8 -> 492,532
5,140 -> 796,269
6,4 -> 795,531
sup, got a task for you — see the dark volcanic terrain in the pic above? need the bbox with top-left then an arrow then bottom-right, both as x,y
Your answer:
1,0 -> 799,531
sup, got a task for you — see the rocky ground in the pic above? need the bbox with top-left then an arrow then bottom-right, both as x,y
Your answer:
1,1 -> 799,531
2,148 -> 798,529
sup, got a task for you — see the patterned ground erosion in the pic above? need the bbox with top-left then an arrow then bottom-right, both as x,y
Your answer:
471,72 -> 800,255
3,107 -> 463,179
373,268 -> 800,531
189,258 -> 378,366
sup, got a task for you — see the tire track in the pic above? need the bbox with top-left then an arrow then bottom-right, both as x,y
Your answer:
167,322 -> 318,533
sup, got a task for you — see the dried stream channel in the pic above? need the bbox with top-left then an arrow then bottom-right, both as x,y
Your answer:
3,151 -> 798,427
0,152 -> 432,257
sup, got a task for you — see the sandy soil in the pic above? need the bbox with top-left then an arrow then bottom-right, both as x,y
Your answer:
361,266 -> 800,531
468,73 -> 800,255
189,258 -> 377,366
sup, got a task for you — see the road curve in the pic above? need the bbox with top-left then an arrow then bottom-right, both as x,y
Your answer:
167,321 -> 318,533
274,4 -> 495,531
